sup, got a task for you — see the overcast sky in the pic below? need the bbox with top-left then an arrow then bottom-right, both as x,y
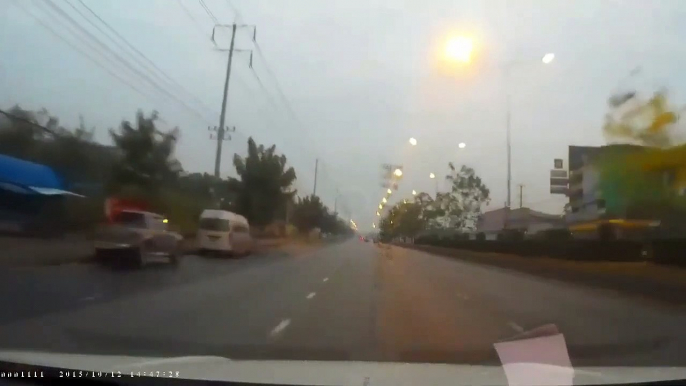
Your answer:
2,0 -> 686,231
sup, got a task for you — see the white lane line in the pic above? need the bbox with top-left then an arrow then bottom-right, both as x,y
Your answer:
508,322 -> 524,333
323,277 -> 329,282
306,292 -> 316,299
270,319 -> 291,337
79,293 -> 101,302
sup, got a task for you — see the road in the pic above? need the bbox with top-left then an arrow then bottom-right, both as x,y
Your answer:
0,239 -> 685,369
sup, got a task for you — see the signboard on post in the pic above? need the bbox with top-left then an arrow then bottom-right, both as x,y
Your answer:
550,169 -> 568,195
550,158 -> 567,195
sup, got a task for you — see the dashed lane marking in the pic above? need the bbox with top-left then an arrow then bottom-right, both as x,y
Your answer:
270,319 -> 291,337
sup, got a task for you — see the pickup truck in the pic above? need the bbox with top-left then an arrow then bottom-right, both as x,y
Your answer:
93,210 -> 182,268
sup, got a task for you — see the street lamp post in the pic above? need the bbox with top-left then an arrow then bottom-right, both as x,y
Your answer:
429,173 -> 438,196
503,54 -> 554,209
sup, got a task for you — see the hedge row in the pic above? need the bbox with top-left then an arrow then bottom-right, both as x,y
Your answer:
412,235 -> 686,266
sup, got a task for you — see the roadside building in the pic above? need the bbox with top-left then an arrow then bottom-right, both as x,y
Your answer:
564,143 -> 686,239
476,207 -> 564,240
0,153 -> 82,236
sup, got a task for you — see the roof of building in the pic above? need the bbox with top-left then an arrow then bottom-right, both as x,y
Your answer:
477,207 -> 563,233
0,153 -> 64,190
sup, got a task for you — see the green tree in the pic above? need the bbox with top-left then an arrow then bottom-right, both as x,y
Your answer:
0,105 -> 51,159
431,163 -> 490,231
603,89 -> 680,148
226,137 -> 297,227
292,194 -> 326,232
380,164 -> 489,238
0,106 -> 116,190
108,110 -> 181,195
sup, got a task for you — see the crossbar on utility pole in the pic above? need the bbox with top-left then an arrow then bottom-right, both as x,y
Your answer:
214,23 -> 238,178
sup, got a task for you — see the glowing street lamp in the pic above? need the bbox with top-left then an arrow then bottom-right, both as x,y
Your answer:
394,168 -> 403,177
382,197 -> 387,203
444,36 -> 473,63
412,190 -> 417,195
387,188 -> 392,194
542,53 -> 555,64
409,137 -> 417,146
429,173 -> 436,179
378,204 -> 383,209
376,211 -> 380,216
458,142 -> 466,149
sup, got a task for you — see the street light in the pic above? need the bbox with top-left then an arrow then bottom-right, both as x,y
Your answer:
504,52 -> 554,208
412,190 -> 417,195
376,211 -> 380,216
393,168 -> 403,177
444,36 -> 473,63
542,53 -> 555,64
409,137 -> 417,146
387,188 -> 392,194
429,173 -> 438,196
458,142 -> 466,149
378,204 -> 383,209
382,197 -> 387,203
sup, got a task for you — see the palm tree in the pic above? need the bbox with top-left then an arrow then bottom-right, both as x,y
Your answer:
226,137 -> 297,227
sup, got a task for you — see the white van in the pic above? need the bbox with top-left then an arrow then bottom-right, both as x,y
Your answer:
197,210 -> 253,256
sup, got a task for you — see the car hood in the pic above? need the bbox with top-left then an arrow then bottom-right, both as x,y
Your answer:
0,350 -> 685,386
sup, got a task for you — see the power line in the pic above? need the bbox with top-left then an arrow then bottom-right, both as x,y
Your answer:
184,2 -> 342,197
12,0 -> 152,100
250,70 -> 280,109
198,0 -> 219,24
38,0 -> 212,123
253,42 -> 308,131
0,108 -> 58,136
224,0 -> 244,22
176,0 -> 210,39
72,0 -> 219,121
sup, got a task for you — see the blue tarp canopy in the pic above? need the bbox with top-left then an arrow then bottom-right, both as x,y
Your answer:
0,153 -> 81,196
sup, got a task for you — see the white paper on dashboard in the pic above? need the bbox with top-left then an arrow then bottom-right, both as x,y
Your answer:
494,333 -> 574,386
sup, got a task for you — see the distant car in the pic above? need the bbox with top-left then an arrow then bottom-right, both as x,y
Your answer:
94,210 -> 182,268
197,209 -> 252,257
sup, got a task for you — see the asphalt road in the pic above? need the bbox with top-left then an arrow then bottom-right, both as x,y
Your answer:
0,239 -> 685,368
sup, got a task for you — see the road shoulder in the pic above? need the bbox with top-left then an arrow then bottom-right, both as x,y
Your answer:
394,243 -> 686,306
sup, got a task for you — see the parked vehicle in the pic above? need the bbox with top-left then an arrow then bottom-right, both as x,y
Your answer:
94,210 -> 182,268
197,210 -> 252,257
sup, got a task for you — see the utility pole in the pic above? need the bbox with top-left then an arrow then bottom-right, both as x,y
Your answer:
313,158 -> 319,196
334,189 -> 339,213
213,23 -> 238,178
518,184 -> 524,208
